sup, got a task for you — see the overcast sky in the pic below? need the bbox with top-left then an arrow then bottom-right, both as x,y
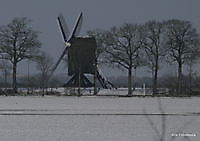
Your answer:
0,0 -> 200,77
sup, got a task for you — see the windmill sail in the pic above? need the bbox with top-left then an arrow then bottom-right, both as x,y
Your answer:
68,12 -> 83,41
50,47 -> 69,77
57,13 -> 70,42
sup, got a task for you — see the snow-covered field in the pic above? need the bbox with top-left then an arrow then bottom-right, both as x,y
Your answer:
21,87 -> 165,96
0,96 -> 199,141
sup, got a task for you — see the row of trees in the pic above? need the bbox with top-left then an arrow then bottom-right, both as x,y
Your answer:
88,19 -> 200,95
0,17 -> 200,96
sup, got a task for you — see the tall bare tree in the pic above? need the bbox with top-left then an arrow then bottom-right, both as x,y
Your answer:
164,19 -> 200,95
0,17 -> 41,93
102,24 -> 142,95
140,21 -> 165,94
35,52 -> 54,95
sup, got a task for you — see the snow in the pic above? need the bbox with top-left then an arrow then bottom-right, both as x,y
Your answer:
0,96 -> 199,141
43,87 -> 157,95
18,87 -> 168,96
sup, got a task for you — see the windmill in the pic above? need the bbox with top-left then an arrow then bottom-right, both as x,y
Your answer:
51,12 -> 114,93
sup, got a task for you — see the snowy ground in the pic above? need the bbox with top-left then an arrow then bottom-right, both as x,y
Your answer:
0,96 -> 199,141
19,87 -> 166,96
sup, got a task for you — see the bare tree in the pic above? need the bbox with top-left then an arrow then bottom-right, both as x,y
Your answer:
0,59 -> 12,88
140,21 -> 165,95
102,24 -> 143,95
35,52 -> 54,95
0,17 -> 41,93
164,19 -> 200,95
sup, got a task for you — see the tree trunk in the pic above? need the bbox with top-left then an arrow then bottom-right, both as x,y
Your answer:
177,62 -> 182,95
153,64 -> 158,95
12,62 -> 17,93
41,74 -> 49,96
128,68 -> 132,96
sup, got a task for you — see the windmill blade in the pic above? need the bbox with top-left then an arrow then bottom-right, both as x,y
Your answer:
57,13 -> 70,42
50,46 -> 69,77
68,12 -> 83,41
73,12 -> 83,37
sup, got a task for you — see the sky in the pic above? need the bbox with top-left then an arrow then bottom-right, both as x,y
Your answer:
0,0 -> 200,77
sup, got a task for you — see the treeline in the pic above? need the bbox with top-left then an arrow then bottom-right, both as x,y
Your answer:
0,17 -> 200,96
109,74 -> 200,95
87,19 -> 200,96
